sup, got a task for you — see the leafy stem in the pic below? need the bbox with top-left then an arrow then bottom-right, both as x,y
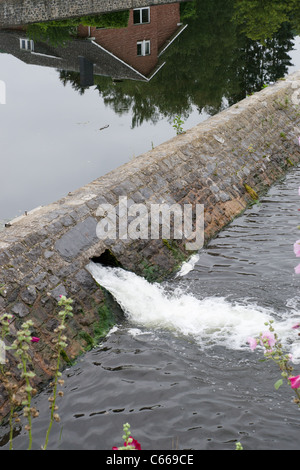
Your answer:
9,320 -> 38,450
43,295 -> 73,450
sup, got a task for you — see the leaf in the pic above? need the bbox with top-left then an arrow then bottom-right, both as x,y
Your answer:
274,379 -> 283,390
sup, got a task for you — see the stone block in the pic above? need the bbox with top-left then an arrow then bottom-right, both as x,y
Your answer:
55,216 -> 98,261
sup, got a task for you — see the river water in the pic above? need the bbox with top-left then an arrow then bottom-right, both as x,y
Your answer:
2,166 -> 300,450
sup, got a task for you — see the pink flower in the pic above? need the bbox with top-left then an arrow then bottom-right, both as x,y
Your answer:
247,337 -> 258,351
31,337 -> 40,343
295,264 -> 300,274
294,241 -> 300,257
290,375 -> 300,389
292,324 -> 300,329
261,331 -> 276,348
125,437 -> 141,450
112,437 -> 141,450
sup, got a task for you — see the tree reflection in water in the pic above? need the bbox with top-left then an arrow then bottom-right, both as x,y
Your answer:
55,0 -> 299,127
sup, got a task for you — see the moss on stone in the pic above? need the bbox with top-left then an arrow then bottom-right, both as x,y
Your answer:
140,260 -> 163,283
244,184 -> 259,200
94,303 -> 116,339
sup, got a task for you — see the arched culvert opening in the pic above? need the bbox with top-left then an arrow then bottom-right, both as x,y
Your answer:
88,250 -> 125,324
91,249 -> 123,268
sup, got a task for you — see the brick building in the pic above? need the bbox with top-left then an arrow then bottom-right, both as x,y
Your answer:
0,3 -> 187,84
78,4 -> 186,78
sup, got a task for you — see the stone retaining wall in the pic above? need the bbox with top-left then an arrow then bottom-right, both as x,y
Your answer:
0,0 -> 187,26
1,71 -> 300,419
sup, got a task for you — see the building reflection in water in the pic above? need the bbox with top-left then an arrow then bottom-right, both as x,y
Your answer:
0,3 -> 187,87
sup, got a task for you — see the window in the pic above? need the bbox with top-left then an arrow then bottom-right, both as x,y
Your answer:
133,7 -> 150,25
20,38 -> 34,51
137,40 -> 150,56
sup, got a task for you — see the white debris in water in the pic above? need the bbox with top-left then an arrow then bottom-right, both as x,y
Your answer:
176,254 -> 200,277
106,325 -> 119,337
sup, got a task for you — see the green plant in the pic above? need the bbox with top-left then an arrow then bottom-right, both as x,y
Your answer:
112,423 -> 141,450
6,319 -> 39,450
26,11 -> 130,46
248,321 -> 300,406
162,239 -> 186,264
43,295 -> 73,450
172,115 -> 185,135
0,313 -> 18,449
140,260 -> 162,283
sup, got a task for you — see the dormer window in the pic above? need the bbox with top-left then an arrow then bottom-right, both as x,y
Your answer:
133,7 -> 150,25
20,38 -> 34,51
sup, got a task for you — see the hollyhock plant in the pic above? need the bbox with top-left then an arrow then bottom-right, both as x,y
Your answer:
294,241 -> 300,257
30,337 -> 40,343
290,375 -> 300,389
124,437 -> 141,450
260,331 -> 276,348
247,337 -> 258,351
248,321 -> 300,406
295,264 -> 300,274
294,242 -> 300,257
247,331 -> 276,351
289,375 -> 300,389
113,423 -> 141,450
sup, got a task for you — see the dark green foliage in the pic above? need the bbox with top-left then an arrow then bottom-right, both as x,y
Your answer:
233,0 -> 300,43
80,11 -> 130,29
26,23 -> 75,47
233,0 -> 292,43
180,0 -> 197,21
26,11 -> 129,46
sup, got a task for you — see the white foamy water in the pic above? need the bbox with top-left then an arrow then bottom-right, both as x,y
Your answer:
87,262 -> 300,359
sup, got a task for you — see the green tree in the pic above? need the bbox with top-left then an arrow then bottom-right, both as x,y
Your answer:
233,0 -> 296,43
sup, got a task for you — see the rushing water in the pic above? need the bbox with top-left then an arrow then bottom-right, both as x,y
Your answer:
2,166 -> 300,450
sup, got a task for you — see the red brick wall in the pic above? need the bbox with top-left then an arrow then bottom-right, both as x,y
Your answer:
77,24 -> 89,37
87,4 -> 180,77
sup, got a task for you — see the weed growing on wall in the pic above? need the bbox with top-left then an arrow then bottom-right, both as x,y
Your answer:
172,115 -> 185,135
